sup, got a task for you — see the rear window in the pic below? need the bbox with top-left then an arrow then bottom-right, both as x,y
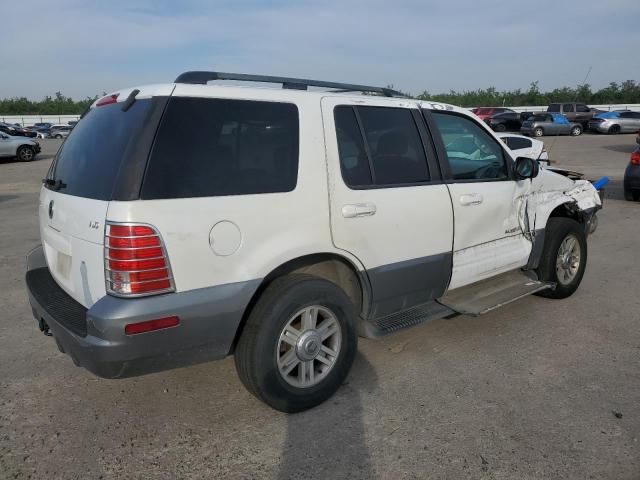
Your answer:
48,99 -> 152,200
141,97 -> 299,199
504,137 -> 532,150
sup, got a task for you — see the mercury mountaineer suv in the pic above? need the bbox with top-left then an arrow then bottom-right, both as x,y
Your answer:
26,72 -> 602,412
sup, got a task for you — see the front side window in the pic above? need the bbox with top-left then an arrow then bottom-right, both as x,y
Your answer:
334,106 -> 430,188
142,97 -> 299,199
431,112 -> 509,181
576,104 -> 590,112
563,103 -> 575,113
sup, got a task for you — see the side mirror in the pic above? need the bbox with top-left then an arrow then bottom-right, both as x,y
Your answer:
514,156 -> 539,180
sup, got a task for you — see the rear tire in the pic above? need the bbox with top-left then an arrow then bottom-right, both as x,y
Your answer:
536,218 -> 587,299
608,125 -> 621,135
624,187 -> 640,201
533,127 -> 544,137
235,274 -> 358,413
16,145 -> 35,162
54,134 -> 63,139
495,123 -> 506,132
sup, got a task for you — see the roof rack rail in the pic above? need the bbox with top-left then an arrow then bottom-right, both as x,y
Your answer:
174,71 -> 404,97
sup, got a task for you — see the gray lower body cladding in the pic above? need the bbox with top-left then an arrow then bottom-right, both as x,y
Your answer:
366,252 -> 452,319
26,245 -> 260,378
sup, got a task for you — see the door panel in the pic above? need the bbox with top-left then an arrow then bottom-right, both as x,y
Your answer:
428,111 -> 532,290
322,97 -> 454,317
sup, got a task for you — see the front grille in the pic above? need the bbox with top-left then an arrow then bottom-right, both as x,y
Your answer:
26,268 -> 88,337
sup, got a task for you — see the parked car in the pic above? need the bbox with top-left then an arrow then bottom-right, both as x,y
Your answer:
0,132 -> 41,161
471,107 -> 515,120
0,122 -> 37,138
49,125 -> 73,139
624,132 -> 640,201
32,127 -> 52,139
30,122 -> 53,130
25,72 -> 603,412
588,110 -> 640,134
521,113 -> 583,137
496,133 -> 549,166
547,103 -> 600,128
486,112 -> 537,132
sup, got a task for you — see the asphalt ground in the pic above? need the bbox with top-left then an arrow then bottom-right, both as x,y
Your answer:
1,134 -> 638,479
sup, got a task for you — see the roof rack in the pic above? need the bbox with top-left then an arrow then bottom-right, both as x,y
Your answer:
174,71 -> 403,97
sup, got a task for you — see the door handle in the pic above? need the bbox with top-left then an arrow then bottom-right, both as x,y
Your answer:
459,194 -> 483,206
342,203 -> 377,218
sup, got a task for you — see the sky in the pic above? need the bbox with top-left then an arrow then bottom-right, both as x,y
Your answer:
1,0 -> 639,99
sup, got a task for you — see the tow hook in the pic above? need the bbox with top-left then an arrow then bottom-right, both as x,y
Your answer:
39,318 -> 52,336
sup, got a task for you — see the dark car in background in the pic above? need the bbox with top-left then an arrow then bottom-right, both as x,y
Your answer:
547,103 -> 600,128
0,122 -> 37,138
521,113 -> 583,137
485,111 -> 537,132
624,133 -> 640,201
471,107 -> 516,120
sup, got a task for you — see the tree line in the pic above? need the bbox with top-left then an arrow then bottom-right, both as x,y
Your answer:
1,81 -> 639,114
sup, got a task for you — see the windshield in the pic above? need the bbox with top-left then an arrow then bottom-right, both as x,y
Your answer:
48,99 -> 152,200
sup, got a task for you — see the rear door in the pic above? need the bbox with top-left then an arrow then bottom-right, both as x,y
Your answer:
426,109 -> 532,290
321,97 -> 454,317
40,91 -> 166,307
620,112 -> 640,132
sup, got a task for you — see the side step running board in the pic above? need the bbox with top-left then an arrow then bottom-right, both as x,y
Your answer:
360,301 -> 455,339
438,270 -> 554,316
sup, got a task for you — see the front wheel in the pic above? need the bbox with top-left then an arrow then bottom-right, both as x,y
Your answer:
16,145 -> 35,162
235,274 -> 358,412
495,123 -> 506,132
533,127 -> 544,137
54,134 -> 63,139
570,125 -> 582,136
536,218 -> 587,299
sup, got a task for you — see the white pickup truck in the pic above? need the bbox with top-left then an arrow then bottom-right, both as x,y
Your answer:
26,72 -> 602,412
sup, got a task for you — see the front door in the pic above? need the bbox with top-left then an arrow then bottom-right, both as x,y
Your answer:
321,97 -> 454,318
427,110 -> 533,290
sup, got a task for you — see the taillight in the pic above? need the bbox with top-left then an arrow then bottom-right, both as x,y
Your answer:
105,222 -> 174,297
631,150 -> 640,166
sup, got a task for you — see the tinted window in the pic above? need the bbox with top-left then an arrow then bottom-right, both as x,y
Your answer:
548,104 -> 561,112
334,106 -> 372,187
49,99 -> 152,200
576,104 -> 590,112
334,106 -> 430,187
620,112 -> 633,118
432,112 -> 508,181
142,97 -> 299,199
531,114 -> 550,122
563,103 -> 575,113
358,107 -> 429,185
505,137 -> 532,150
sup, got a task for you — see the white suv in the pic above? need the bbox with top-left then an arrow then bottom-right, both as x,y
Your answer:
26,72 -> 602,412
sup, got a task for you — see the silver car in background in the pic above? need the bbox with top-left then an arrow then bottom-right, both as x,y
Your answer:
588,111 -> 640,134
50,125 -> 73,139
521,113 -> 582,137
0,132 -> 41,161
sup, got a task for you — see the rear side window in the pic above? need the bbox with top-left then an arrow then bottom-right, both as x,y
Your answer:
563,103 -> 575,113
48,99 -> 152,200
142,97 -> 299,199
334,106 -> 430,188
505,137 -> 532,150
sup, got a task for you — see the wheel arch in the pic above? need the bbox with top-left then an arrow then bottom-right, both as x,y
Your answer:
229,252 -> 370,353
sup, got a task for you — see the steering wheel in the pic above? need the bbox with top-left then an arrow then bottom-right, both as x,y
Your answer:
474,162 -> 504,179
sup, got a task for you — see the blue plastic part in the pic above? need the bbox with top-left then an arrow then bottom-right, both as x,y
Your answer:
551,113 -> 570,124
595,111 -> 620,119
592,176 -> 610,190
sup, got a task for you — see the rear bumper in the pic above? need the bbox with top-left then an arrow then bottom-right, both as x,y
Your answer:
25,245 -> 259,378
